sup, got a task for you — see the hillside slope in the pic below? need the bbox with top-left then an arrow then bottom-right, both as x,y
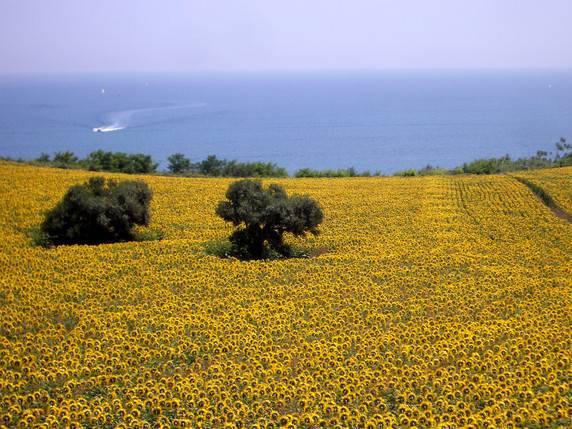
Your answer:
0,162 -> 570,428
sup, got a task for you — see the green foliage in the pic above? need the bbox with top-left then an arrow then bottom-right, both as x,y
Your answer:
394,169 -> 418,177
198,155 -> 226,176
29,227 -> 53,247
35,153 -> 51,163
133,228 -> 165,242
295,167 -> 380,178
460,153 -> 553,174
5,135 -> 572,179
40,177 -> 153,246
203,239 -> 235,258
554,137 -> 572,167
215,180 -> 323,260
417,165 -> 448,176
394,138 -> 571,176
394,165 -> 448,177
26,150 -> 159,174
449,167 -> 465,175
164,154 -> 288,177
461,158 -> 507,175
456,139 -> 571,174
167,153 -> 192,174
196,155 -> 287,177
83,150 -> 158,174
52,151 -> 79,168
220,159 -> 288,178
558,154 -> 572,167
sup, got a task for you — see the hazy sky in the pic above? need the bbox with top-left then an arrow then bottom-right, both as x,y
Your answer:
1,0 -> 571,73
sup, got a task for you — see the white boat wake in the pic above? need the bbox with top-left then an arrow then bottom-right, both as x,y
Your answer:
92,102 -> 206,133
93,125 -> 125,133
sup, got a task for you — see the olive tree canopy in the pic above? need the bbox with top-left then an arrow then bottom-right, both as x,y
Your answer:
216,180 -> 323,259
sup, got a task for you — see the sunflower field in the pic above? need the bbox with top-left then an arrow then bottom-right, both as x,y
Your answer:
0,161 -> 570,428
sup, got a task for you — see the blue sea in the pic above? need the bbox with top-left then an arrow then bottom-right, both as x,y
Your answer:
0,71 -> 571,173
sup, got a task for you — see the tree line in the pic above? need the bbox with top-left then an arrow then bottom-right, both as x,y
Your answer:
167,153 -> 287,177
33,150 -> 158,174
2,137 -> 571,177
27,151 -> 288,177
393,138 -> 572,176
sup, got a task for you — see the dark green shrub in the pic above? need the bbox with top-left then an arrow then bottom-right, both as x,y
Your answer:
35,153 -> 51,163
221,160 -> 288,178
133,228 -> 165,242
197,155 -> 288,177
417,165 -> 447,176
52,151 -> 79,168
83,150 -> 114,171
203,239 -> 235,258
461,157 -> 511,174
558,154 -> 572,167
215,180 -> 323,260
83,150 -> 158,174
40,177 -> 153,245
167,153 -> 192,174
294,167 -> 377,178
555,137 -> 572,167
199,155 -> 226,176
125,153 -> 158,174
394,169 -> 418,177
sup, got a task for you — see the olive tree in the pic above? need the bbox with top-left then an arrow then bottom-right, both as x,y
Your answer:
216,179 -> 323,259
167,153 -> 192,174
40,177 -> 152,245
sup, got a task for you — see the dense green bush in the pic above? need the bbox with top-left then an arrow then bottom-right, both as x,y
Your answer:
33,150 -> 158,173
164,154 -> 288,177
417,165 -> 448,176
557,154 -> 572,167
198,155 -> 226,176
219,159 -> 288,178
196,155 -> 287,177
52,151 -> 79,168
36,153 -> 51,163
295,167 -> 380,177
167,153 -> 192,174
555,137 -> 572,167
215,180 -> 323,259
40,177 -> 153,245
83,150 -> 158,173
393,168 -> 418,177
459,153 -> 553,174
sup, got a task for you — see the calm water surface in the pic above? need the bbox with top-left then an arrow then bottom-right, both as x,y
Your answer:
0,71 -> 571,173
